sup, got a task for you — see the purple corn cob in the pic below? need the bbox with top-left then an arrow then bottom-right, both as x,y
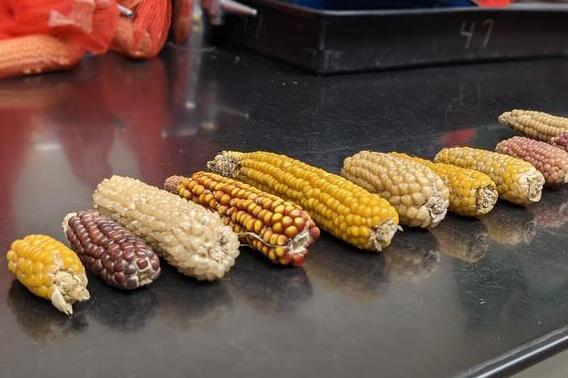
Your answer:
63,210 -> 161,290
495,136 -> 568,186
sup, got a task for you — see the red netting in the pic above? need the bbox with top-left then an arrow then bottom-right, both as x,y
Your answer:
0,0 -> 118,53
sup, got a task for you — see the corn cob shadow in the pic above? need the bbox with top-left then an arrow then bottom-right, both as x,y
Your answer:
84,277 -> 158,333
306,236 -> 388,303
480,203 -> 536,246
228,250 -> 312,314
154,265 -> 233,330
8,281 -> 88,344
431,216 -> 489,264
383,230 -> 440,282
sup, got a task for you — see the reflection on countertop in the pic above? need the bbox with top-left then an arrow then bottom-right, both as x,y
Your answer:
8,281 -> 87,344
383,230 -> 440,282
228,250 -> 312,314
432,216 -> 489,264
531,188 -> 568,229
85,275 -> 158,333
155,265 -> 233,330
481,203 -> 536,246
306,236 -> 388,303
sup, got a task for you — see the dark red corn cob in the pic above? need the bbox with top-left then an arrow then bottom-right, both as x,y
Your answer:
63,210 -> 161,290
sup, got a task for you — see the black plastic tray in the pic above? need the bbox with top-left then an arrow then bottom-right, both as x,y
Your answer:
209,2 -> 568,74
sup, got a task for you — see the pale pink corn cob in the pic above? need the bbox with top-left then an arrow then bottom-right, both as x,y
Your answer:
495,136 -> 568,186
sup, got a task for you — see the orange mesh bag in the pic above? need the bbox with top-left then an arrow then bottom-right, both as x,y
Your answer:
0,0 -> 118,79
111,0 -> 171,58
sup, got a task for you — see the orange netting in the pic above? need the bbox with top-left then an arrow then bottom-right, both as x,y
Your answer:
0,0 -> 174,79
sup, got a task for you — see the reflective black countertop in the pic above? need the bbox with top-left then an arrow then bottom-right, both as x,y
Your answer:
2,44 -> 568,378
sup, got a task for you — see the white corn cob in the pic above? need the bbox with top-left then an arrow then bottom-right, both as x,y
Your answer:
93,176 -> 240,281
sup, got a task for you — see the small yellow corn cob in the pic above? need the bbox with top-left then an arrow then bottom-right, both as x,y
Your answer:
495,136 -> 568,186
342,151 -> 449,228
0,35 -> 82,79
6,235 -> 90,315
431,219 -> 489,263
498,109 -> 568,142
480,205 -> 536,245
389,153 -> 498,217
165,173 -> 319,266
93,175 -> 240,281
207,151 -> 400,252
435,147 -> 544,206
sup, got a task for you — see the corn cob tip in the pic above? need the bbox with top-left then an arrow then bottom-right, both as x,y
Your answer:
51,271 -> 90,315
207,152 -> 240,178
477,187 -> 498,215
164,175 -> 183,193
371,220 -> 400,252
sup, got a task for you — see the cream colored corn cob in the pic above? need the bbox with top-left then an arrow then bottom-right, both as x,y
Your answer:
495,136 -> 568,186
93,176 -> 240,281
342,151 -> 449,228
435,147 -> 544,206
207,151 -> 400,251
390,152 -> 498,217
499,109 -> 568,142
6,235 -> 90,315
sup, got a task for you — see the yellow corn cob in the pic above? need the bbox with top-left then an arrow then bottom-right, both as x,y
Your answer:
390,153 -> 498,217
93,175 -> 240,281
165,173 -> 319,266
342,151 -> 449,228
6,235 -> 90,315
207,151 -> 399,251
431,218 -> 489,263
435,147 -> 544,206
499,110 -> 568,142
480,205 -> 536,245
0,35 -> 82,79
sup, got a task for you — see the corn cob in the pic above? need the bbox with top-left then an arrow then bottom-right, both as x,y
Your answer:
0,35 -> 83,79
6,235 -> 90,315
383,232 -> 440,281
551,133 -> 568,152
341,151 -> 449,228
480,205 -> 536,245
63,209 -> 161,289
435,147 -> 544,206
431,218 -> 489,263
93,175 -> 240,281
164,173 -> 319,266
499,109 -> 568,142
207,151 -> 400,251
389,152 -> 498,217
495,136 -> 568,187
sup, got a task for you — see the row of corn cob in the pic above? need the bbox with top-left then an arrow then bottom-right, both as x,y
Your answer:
10,107 -> 568,314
